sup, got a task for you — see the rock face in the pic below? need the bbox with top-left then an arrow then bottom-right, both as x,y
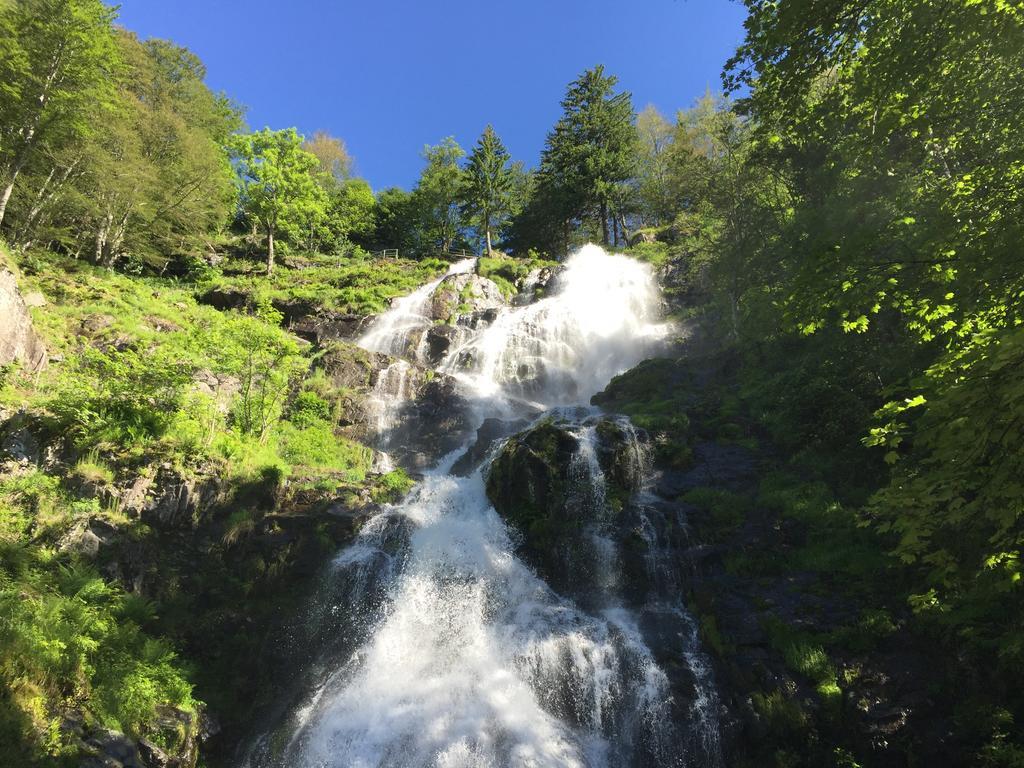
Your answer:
314,339 -> 472,469
0,267 -> 47,372
484,421 -> 583,589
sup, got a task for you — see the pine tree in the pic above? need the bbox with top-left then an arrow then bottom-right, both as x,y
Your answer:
462,125 -> 514,256
536,66 -> 637,246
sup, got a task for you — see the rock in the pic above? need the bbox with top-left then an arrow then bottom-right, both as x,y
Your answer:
484,420 -> 580,578
428,273 -> 505,323
22,290 -> 47,307
137,738 -> 170,768
81,728 -> 145,768
450,417 -> 529,477
510,266 -> 562,306
0,267 -> 47,372
628,229 -> 658,246
197,287 -> 252,312
191,370 -> 240,413
147,316 -> 180,333
78,313 -> 117,337
289,311 -> 374,343
386,373 -> 473,470
58,517 -> 120,558
317,340 -> 383,390
142,468 -> 225,529
0,412 -> 41,464
424,324 -> 463,364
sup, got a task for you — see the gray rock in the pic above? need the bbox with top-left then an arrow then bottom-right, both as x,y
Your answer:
0,268 -> 47,372
428,273 -> 505,322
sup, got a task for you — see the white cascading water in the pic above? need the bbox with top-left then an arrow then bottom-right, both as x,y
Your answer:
256,245 -> 722,768
359,258 -> 477,358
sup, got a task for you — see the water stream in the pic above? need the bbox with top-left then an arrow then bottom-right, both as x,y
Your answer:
250,245 -> 722,768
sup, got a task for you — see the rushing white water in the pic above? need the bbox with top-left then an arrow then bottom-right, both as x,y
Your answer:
255,245 -> 721,768
359,258 -> 476,358
439,246 -> 667,408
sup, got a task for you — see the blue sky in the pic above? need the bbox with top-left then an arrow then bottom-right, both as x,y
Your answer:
113,0 -> 748,190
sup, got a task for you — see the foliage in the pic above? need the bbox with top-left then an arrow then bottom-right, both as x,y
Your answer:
231,128 -> 328,273
0,0 -> 120,229
515,65 -> 637,252
461,125 -> 515,255
412,137 -> 468,253
0,543 -> 194,763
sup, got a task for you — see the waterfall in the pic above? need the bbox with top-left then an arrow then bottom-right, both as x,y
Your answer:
250,245 -> 722,768
359,258 -> 476,360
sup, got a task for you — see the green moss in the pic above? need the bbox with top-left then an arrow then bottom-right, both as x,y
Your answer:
682,487 -> 751,542
370,469 -> 415,504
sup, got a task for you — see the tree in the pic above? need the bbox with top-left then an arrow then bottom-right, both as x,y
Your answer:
535,66 -> 637,245
302,130 -> 351,187
634,104 -> 675,226
371,186 -> 422,255
231,128 -> 327,273
0,0 -> 120,229
461,125 -> 514,255
412,137 -> 467,253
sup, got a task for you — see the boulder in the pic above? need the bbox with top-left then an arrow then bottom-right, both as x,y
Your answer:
0,267 -> 47,372
423,324 -> 463,365
484,420 -> 581,581
428,273 -> 505,323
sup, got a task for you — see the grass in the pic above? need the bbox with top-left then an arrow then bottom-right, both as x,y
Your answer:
200,252 -> 450,315
0,244 -> 438,761
476,253 -> 559,299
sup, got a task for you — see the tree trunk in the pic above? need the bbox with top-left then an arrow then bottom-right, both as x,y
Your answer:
484,212 -> 493,256
617,213 -> 630,246
266,227 -> 275,274
600,200 -> 610,245
95,212 -> 112,265
0,178 -> 16,230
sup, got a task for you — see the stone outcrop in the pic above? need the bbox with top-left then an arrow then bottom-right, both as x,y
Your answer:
0,266 -> 47,372
484,421 -> 581,585
314,339 -> 473,468
427,272 -> 505,323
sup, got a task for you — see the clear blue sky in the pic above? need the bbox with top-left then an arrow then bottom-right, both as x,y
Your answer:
113,0 -> 748,190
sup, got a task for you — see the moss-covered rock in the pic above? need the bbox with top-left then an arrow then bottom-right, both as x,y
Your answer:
428,273 -> 505,323
484,421 -> 580,578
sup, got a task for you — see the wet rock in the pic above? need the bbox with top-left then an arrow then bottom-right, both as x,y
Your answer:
290,311 -> 374,343
594,417 -> 651,497
450,417 -> 530,477
80,728 -> 145,768
386,373 -> 473,470
0,267 -> 47,372
424,324 -> 462,364
511,266 -> 561,306
653,442 -> 756,498
457,307 -> 501,329
485,420 -> 582,580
